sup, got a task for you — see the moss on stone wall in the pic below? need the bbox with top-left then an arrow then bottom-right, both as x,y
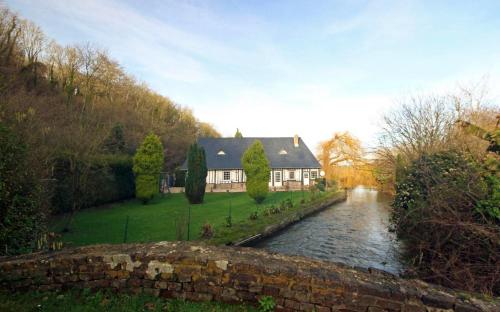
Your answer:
0,242 -> 498,312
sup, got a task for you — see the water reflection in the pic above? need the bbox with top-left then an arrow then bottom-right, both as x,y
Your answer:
253,187 -> 406,275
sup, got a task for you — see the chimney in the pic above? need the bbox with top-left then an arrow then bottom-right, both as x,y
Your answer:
293,134 -> 299,147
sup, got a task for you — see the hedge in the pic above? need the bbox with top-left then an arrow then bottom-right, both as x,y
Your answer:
51,154 -> 135,214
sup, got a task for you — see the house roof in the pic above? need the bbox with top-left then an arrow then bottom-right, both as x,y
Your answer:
181,137 -> 321,170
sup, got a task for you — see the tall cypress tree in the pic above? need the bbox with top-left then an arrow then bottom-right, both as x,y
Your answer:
185,143 -> 207,204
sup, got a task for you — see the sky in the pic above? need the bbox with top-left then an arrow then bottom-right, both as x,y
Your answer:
6,0 -> 500,151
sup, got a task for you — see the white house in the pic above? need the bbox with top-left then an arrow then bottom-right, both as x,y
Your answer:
182,135 -> 322,191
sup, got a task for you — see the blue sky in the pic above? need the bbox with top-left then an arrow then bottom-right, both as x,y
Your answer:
6,0 -> 500,150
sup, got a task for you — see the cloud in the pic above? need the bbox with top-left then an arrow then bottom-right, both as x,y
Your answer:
13,0 -> 292,83
326,0 -> 417,42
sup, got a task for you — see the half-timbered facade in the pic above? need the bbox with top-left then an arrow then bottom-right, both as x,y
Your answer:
181,135 -> 321,191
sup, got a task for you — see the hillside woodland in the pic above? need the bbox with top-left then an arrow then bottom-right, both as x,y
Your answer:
0,7 -> 219,254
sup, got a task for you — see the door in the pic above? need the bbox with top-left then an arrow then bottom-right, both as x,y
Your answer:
274,171 -> 282,187
303,171 -> 310,186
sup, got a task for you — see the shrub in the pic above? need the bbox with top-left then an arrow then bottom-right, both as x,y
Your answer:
316,178 -> 326,191
393,151 -> 499,295
258,296 -> 276,312
133,134 -> 164,204
200,222 -> 214,239
242,140 -> 270,204
249,210 -> 259,220
0,123 -> 46,255
225,215 -> 232,227
263,207 -> 271,216
185,143 -> 208,204
476,174 -> 500,222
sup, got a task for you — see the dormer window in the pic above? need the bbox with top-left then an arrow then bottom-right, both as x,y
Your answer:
279,149 -> 287,155
217,150 -> 226,155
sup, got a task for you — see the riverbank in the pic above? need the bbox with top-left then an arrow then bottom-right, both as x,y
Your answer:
209,190 -> 346,246
50,191 -> 315,246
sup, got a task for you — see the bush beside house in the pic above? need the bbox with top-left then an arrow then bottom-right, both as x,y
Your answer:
241,140 -> 270,204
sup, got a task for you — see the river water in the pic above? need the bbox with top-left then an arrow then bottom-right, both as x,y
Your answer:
254,187 -> 406,275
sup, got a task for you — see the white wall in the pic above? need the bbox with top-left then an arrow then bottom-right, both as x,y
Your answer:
206,169 -> 244,184
207,168 -> 319,185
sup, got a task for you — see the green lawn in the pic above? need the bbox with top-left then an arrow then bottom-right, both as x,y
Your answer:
0,289 -> 256,312
51,191 -> 316,247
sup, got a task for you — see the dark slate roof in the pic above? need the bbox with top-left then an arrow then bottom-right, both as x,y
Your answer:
181,137 -> 321,170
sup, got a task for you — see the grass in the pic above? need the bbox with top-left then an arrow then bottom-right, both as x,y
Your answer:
0,289 -> 257,312
210,190 -> 343,245
50,191 -> 321,247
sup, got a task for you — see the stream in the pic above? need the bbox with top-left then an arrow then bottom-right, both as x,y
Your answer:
254,187 -> 406,275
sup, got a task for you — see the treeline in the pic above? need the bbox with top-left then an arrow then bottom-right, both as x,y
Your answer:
0,7 -> 218,253
318,132 -> 379,189
376,87 -> 499,295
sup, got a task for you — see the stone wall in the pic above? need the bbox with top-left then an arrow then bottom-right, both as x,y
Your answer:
0,242 -> 498,312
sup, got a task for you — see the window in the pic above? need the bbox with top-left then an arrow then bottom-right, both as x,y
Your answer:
223,171 -> 230,181
311,171 -> 318,179
279,149 -> 287,155
217,150 -> 226,155
289,171 -> 295,180
275,171 -> 281,183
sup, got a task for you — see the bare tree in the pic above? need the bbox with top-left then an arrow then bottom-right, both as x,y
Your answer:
379,94 -> 457,162
18,20 -> 45,65
0,8 -> 21,65
76,43 -> 107,113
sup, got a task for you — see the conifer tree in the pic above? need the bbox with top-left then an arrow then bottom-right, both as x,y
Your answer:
103,123 -> 125,153
185,143 -> 207,204
133,133 -> 164,204
234,128 -> 243,138
242,140 -> 270,203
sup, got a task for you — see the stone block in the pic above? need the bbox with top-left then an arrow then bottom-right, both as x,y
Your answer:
454,302 -> 482,312
422,293 -> 455,310
315,305 -> 331,312
167,282 -> 182,291
299,302 -> 316,311
262,285 -> 281,297
403,304 -> 426,312
154,281 -> 168,289
284,299 -> 301,310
